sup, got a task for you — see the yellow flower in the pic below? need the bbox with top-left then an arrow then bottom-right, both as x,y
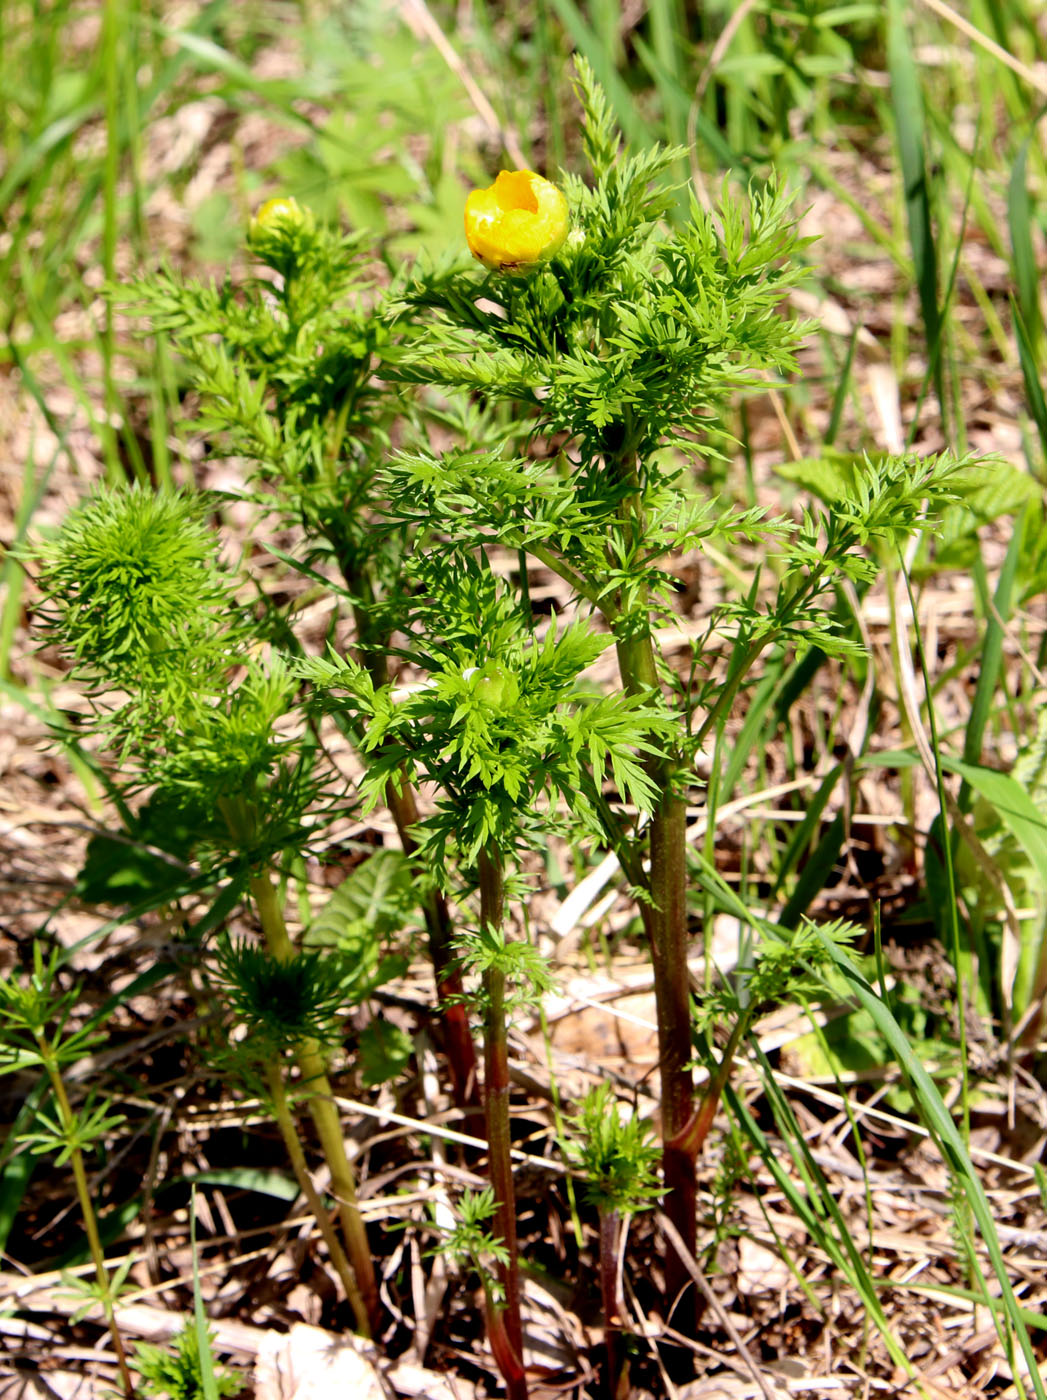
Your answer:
464,170 -> 569,275
247,196 -> 313,254
253,196 -> 304,228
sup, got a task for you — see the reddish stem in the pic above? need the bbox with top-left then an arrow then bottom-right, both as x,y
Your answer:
344,568 -> 481,1112
599,1208 -> 623,1399
478,844 -> 528,1398
386,776 -> 480,1113
614,630 -> 698,1317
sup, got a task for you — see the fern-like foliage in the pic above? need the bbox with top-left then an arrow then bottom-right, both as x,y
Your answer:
299,558 -> 675,871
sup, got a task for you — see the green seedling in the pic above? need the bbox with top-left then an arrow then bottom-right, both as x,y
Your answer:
133,1319 -> 241,1400
0,944 -> 136,1398
568,1084 -> 660,1398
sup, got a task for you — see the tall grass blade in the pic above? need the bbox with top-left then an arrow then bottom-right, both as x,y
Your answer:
545,0 -> 653,147
942,756 -> 1047,887
1013,297 -> 1047,468
887,0 -> 942,410
812,930 -> 1047,1400
724,1070 -> 915,1378
825,325 -> 859,447
190,1184 -> 220,1400
0,1083 -> 47,1255
1008,131 -> 1044,354
778,812 -> 845,928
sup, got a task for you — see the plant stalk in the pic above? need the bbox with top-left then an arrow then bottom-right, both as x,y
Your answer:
249,872 -> 380,1334
385,775 -> 481,1112
477,844 -> 528,1400
42,1053 -> 136,1399
599,1207 -> 623,1399
601,434 -> 699,1315
613,628 -> 697,1314
263,1060 -> 369,1325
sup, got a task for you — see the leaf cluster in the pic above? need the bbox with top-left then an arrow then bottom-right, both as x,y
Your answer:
429,1186 -> 510,1303
454,920 -> 556,1013
693,917 -> 859,1030
125,216 -> 401,596
695,451 -> 981,689
300,567 -> 675,865
32,485 -> 324,865
133,1321 -> 241,1400
32,486 -> 230,702
18,1096 -> 127,1165
210,936 -> 357,1054
567,1083 -> 662,1216
0,944 -> 101,1071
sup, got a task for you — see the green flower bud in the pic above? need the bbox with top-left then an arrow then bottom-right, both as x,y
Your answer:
473,664 -> 519,709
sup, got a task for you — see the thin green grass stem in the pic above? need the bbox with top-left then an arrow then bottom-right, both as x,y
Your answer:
100,0 -> 123,483
895,556 -> 970,1148
40,1049 -> 136,1399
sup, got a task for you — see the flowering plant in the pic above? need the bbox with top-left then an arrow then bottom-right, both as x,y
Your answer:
23,56 -> 996,1400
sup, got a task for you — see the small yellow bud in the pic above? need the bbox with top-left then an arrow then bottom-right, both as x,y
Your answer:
464,170 -> 569,275
247,196 -> 314,257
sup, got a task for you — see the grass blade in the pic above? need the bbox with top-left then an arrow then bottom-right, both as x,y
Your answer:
190,1184 -> 220,1400
1013,296 -> 1047,468
887,0 -> 942,409
1008,131 -> 1044,354
544,0 -> 653,148
813,929 -> 1047,1400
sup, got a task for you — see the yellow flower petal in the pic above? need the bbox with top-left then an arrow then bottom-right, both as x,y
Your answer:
465,170 -> 569,275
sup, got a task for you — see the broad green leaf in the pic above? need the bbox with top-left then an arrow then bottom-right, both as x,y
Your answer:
942,756 -> 1047,888
359,1019 -> 414,1088
775,452 -> 863,505
306,848 -> 415,951
186,1169 -> 300,1201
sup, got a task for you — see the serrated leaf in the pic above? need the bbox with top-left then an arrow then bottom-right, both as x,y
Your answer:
305,849 -> 415,952
948,460 -> 1040,521
775,452 -> 863,505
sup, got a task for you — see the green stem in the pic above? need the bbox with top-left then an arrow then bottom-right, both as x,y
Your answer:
678,1010 -> 753,1164
477,845 -> 528,1400
99,0 -> 123,483
605,429 -> 698,1315
690,638 -> 764,752
263,1060 -> 369,1325
249,871 -> 380,1334
41,1052 -> 136,1399
528,541 -> 613,617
